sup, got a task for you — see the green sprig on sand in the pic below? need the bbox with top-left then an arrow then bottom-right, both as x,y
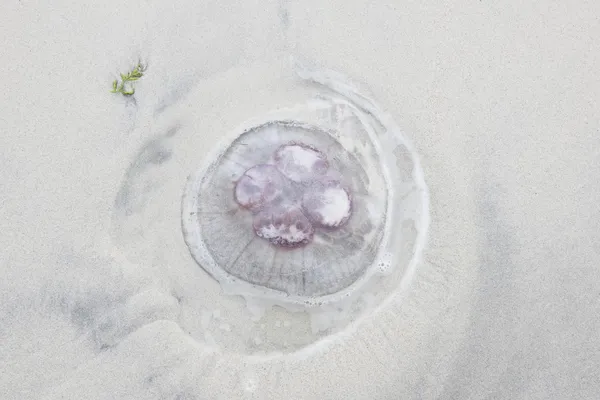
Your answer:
111,62 -> 146,96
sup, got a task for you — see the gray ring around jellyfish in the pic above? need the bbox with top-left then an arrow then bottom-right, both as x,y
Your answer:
182,96 -> 425,306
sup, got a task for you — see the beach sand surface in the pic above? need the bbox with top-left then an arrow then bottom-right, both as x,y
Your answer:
1,1 -> 599,399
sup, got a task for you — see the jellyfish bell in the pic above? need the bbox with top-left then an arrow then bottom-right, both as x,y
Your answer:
182,117 -> 388,304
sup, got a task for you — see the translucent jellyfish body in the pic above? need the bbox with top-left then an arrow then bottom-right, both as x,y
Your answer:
183,120 -> 385,300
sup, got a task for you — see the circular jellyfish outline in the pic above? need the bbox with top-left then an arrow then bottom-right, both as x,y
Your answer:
182,111 -> 418,307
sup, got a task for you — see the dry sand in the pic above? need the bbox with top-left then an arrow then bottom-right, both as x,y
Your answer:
1,1 -> 599,399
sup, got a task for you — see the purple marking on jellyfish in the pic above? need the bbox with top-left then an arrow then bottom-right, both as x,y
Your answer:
302,181 -> 352,229
274,142 -> 329,183
234,164 -> 287,213
234,142 -> 352,248
253,206 -> 314,248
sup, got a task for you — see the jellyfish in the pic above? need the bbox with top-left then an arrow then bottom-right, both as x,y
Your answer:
182,120 -> 388,301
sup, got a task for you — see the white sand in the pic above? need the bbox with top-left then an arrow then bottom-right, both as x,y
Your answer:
2,1 -> 600,399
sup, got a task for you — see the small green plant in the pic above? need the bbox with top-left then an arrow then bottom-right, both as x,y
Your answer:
111,62 -> 146,96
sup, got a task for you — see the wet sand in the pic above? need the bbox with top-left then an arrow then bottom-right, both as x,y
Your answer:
1,1 -> 599,399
